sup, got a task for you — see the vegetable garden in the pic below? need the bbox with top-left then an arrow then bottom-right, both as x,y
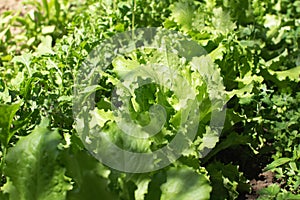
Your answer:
0,0 -> 299,199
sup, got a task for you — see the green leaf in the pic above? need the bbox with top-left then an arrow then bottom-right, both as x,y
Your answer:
0,102 -> 21,147
36,35 -> 55,55
0,192 -> 9,200
11,53 -> 31,67
263,157 -> 292,171
54,0 -> 61,19
170,1 -> 195,32
112,56 -> 140,77
133,176 -> 151,200
207,162 -> 242,199
145,171 -> 166,200
226,82 -> 254,100
41,25 -> 56,35
12,53 -> 32,75
80,85 -> 107,94
160,167 -> 211,200
89,108 -> 114,128
211,7 -> 236,34
42,0 -> 50,18
4,118 -> 72,200
268,66 -> 300,81
258,184 -> 280,197
9,71 -> 25,90
1,178 -> 18,200
276,192 -> 300,200
198,126 -> 219,158
209,43 -> 226,61
63,151 -> 117,200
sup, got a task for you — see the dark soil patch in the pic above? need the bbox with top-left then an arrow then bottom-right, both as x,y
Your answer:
246,171 -> 275,200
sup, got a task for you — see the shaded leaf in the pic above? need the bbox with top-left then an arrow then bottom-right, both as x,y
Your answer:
161,167 -> 211,200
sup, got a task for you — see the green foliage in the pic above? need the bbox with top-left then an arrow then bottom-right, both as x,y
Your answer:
2,119 -> 72,200
0,102 -> 21,147
0,0 -> 299,199
160,167 -> 211,200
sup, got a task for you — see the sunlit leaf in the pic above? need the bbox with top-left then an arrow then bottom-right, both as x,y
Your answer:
4,118 -> 72,200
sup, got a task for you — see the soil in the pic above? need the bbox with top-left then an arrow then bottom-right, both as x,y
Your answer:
246,171 -> 275,199
0,0 -> 26,14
